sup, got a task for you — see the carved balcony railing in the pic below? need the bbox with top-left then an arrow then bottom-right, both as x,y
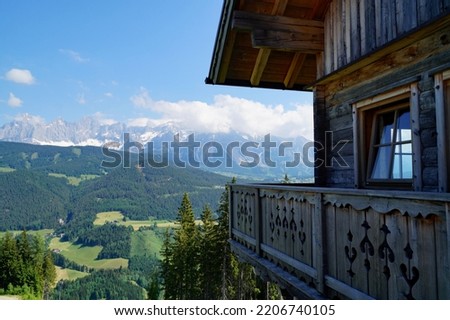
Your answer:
229,184 -> 450,299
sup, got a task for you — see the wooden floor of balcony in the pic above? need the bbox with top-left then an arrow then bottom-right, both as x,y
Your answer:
229,184 -> 450,299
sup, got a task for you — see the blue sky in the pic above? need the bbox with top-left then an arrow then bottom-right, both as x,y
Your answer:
0,0 -> 313,138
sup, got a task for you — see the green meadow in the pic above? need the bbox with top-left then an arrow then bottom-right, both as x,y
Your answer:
49,238 -> 128,269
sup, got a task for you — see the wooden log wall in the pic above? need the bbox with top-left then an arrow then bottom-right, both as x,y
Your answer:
318,18 -> 450,190
229,184 -> 450,299
324,0 -> 450,75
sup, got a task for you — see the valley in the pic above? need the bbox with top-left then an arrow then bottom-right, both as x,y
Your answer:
0,141 -> 231,299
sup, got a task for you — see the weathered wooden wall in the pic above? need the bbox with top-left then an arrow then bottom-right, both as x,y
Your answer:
324,0 -> 450,75
230,184 -> 450,299
317,18 -> 450,190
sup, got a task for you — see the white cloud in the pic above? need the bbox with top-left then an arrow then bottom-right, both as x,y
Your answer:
91,112 -> 118,125
8,93 -> 23,107
59,49 -> 89,63
5,68 -> 35,85
130,88 -> 313,139
104,92 -> 113,98
127,117 -> 166,128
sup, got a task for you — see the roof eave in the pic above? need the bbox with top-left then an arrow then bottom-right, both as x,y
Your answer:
206,0 -> 236,85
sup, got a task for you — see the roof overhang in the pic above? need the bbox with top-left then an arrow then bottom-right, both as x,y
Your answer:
206,0 -> 331,91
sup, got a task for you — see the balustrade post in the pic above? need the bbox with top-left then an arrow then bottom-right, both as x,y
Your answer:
447,202 -> 450,298
313,192 -> 326,293
254,188 -> 262,256
228,184 -> 233,240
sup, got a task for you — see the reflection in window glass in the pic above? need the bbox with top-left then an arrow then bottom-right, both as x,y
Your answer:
369,107 -> 412,180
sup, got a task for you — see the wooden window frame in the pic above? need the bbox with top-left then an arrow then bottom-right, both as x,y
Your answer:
354,85 -> 420,190
435,71 -> 450,192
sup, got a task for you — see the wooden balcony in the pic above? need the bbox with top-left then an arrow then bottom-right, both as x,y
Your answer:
229,184 -> 450,299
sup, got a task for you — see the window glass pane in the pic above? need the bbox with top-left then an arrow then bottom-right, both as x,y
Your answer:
395,143 -> 412,155
378,113 -> 395,145
393,153 -> 413,179
396,110 -> 411,143
371,146 -> 391,179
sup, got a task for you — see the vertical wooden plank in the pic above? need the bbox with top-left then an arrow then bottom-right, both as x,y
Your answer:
389,0 -> 398,41
229,185 -> 234,239
268,195 -> 276,249
365,0 -> 376,52
335,206 -> 352,288
396,0 -> 404,35
344,0 -> 351,64
417,0 -> 431,25
254,188 -> 262,255
350,0 -> 361,61
374,0 -> 382,47
313,193 -> 325,293
353,105 -> 361,188
272,197 -> 281,250
347,207 -> 368,294
375,213 -> 390,299
281,197 -> 288,257
434,204 -> 450,298
385,212 -> 409,299
304,201 -> 314,267
327,2 -> 336,73
434,74 -> 448,192
288,198 -> 295,259
413,217 -> 438,299
313,86 -> 327,187
446,202 -> 450,299
324,16 -> 330,75
380,0 -> 390,44
325,204 -> 337,282
402,0 -> 418,32
359,0 -> 367,55
411,83 -> 423,191
333,1 -> 340,69
366,209 -> 384,298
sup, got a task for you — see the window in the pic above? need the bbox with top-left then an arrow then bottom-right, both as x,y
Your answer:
355,87 -> 416,189
367,101 -> 413,182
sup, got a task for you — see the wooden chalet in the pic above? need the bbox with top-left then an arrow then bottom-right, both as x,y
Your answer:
207,0 -> 450,299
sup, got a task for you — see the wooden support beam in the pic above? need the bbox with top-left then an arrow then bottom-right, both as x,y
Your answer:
251,28 -> 324,52
248,0 -> 289,86
251,49 -> 271,86
233,11 -> 324,35
284,52 -> 307,88
284,0 -> 329,88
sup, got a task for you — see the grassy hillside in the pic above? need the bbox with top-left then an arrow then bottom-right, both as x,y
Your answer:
49,238 -> 128,269
0,141 -> 229,233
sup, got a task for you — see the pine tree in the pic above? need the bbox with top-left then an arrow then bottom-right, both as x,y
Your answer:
198,205 -> 221,299
147,269 -> 161,300
42,250 -> 56,299
160,228 -> 175,298
161,193 -> 200,299
0,232 -> 21,289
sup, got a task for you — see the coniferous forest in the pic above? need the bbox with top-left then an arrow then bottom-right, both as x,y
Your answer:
0,141 -> 280,300
0,231 -> 56,299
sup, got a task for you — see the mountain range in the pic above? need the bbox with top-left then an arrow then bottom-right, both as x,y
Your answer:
0,114 -> 313,181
